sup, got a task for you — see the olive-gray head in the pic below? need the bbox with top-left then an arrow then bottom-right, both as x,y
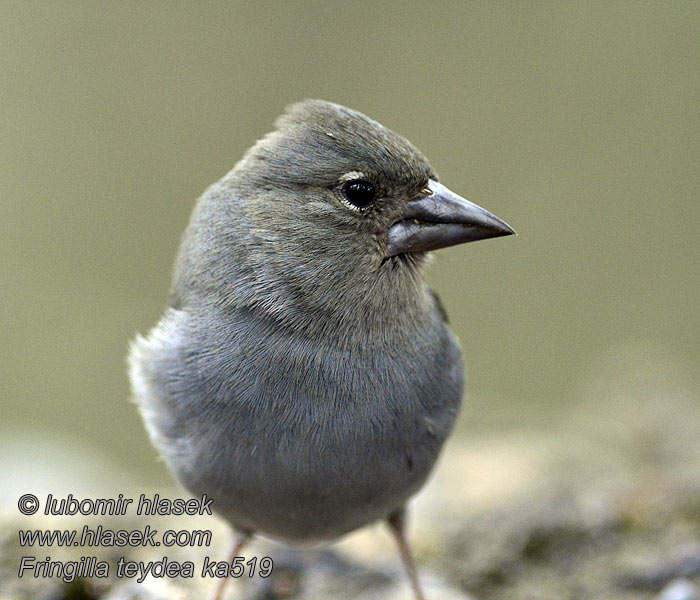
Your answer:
171,100 -> 514,339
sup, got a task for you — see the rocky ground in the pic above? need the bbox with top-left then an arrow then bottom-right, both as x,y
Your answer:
2,346 -> 699,599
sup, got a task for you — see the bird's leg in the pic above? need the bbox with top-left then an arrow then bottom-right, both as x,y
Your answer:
387,508 -> 426,600
207,529 -> 252,600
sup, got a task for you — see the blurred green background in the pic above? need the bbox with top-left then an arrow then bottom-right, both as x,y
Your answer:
2,1 -> 698,486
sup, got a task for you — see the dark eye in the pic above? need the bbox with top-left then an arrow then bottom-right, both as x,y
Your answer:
342,179 -> 376,209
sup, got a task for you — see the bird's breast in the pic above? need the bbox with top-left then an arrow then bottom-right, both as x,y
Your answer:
148,306 -> 464,541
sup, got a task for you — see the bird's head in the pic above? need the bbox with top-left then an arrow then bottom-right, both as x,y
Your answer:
233,99 -> 515,267
175,100 -> 514,336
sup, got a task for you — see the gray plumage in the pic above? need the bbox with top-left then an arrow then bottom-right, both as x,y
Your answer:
129,100 -> 511,546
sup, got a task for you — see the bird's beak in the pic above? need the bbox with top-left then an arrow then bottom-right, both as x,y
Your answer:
385,179 -> 516,257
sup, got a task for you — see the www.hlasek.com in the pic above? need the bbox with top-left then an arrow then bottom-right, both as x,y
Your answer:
17,493 -> 272,584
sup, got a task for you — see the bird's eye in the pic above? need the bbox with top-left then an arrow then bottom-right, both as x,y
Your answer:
342,179 -> 376,209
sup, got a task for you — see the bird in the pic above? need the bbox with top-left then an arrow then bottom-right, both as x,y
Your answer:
128,99 -> 515,600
